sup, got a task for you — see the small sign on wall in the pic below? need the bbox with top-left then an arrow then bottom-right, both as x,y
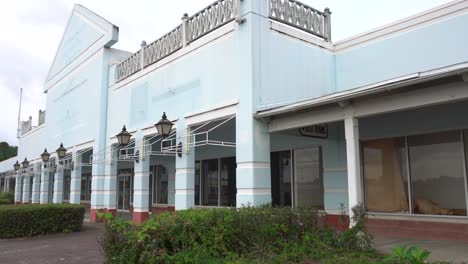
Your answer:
299,124 -> 328,138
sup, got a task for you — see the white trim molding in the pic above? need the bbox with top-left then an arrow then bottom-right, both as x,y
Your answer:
335,0 -> 468,53
185,100 -> 238,126
236,162 -> 271,169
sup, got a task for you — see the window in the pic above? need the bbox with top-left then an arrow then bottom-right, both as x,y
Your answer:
80,173 -> 92,201
195,157 -> 237,207
9,178 -> 15,192
29,177 -> 34,201
0,178 -> 4,192
63,171 -> 71,201
151,165 -> 169,204
363,138 -> 409,213
220,157 -> 236,206
294,147 -> 324,209
195,161 -> 201,205
363,130 -> 468,217
202,159 -> 219,206
409,131 -> 466,216
271,150 -> 292,207
270,147 -> 324,209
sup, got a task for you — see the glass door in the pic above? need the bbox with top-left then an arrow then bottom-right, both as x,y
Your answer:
117,175 -> 131,211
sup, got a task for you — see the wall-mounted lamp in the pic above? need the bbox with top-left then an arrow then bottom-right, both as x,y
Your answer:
117,125 -> 132,146
56,143 -> 67,159
22,158 -> 29,169
155,112 -> 173,138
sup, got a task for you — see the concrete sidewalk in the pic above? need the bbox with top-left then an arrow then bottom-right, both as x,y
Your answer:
0,224 -> 105,264
374,235 -> 468,264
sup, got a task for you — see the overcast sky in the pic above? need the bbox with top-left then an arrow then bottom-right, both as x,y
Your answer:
0,0 -> 453,145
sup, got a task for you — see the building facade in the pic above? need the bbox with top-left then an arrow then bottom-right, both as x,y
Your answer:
1,0 -> 468,239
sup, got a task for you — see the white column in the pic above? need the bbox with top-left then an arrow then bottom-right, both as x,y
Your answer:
32,164 -> 41,203
70,150 -> 82,204
103,147 -> 118,210
22,175 -> 31,203
344,112 -> 363,224
40,163 -> 50,204
175,122 -> 195,210
236,117 -> 271,207
53,164 -> 64,204
133,131 -> 151,222
14,175 -> 22,204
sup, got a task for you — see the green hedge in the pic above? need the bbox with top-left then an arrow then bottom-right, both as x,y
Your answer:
0,192 -> 14,204
0,199 -> 11,205
100,206 -> 378,264
0,204 -> 85,238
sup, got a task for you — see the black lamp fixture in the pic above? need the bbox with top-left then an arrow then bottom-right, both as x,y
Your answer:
13,161 -> 20,171
116,125 -> 132,146
41,148 -> 50,162
56,143 -> 67,159
22,158 -> 29,169
155,112 -> 173,138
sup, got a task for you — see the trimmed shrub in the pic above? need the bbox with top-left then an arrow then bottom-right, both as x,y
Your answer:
100,206 -> 379,264
0,192 -> 14,204
0,204 -> 85,238
0,199 -> 11,205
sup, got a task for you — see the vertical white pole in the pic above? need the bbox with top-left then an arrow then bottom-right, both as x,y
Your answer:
17,88 -> 23,138
181,13 -> 189,47
344,107 -> 363,225
140,41 -> 146,70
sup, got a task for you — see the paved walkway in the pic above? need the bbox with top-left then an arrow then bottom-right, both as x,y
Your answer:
0,224 -> 105,264
374,235 -> 468,264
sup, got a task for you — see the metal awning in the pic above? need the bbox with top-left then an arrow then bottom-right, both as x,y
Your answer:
161,115 -> 235,154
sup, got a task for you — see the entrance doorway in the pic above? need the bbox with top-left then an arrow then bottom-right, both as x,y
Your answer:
117,169 -> 133,211
271,146 -> 324,209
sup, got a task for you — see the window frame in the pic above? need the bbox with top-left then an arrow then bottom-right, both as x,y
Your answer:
195,156 -> 237,208
361,129 -> 468,218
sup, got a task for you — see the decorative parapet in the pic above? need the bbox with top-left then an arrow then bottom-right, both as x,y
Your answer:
38,110 -> 45,126
144,25 -> 183,68
115,0 -> 240,82
116,50 -> 142,81
269,0 -> 331,41
18,116 -> 32,137
186,0 -> 237,42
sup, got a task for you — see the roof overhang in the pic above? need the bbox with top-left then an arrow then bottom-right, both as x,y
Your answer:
255,62 -> 468,119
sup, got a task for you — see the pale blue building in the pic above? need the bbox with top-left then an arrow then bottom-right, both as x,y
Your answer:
1,0 -> 468,237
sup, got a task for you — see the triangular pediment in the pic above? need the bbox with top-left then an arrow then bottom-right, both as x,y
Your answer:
45,4 -> 118,88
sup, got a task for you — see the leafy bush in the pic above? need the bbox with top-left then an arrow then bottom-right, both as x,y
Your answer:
0,192 -> 14,204
0,199 -> 11,205
0,204 -> 85,238
100,205 -> 380,264
381,245 -> 431,264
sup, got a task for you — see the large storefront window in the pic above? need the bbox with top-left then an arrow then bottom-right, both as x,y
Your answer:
195,157 -> 236,207
29,177 -> 34,201
409,131 -> 467,216
271,147 -> 324,209
9,178 -> 15,192
48,173 -> 54,203
220,157 -> 236,206
363,138 -> 409,213
202,159 -> 219,206
363,130 -> 468,217
151,165 -> 168,204
271,151 -> 292,207
63,170 -> 71,201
